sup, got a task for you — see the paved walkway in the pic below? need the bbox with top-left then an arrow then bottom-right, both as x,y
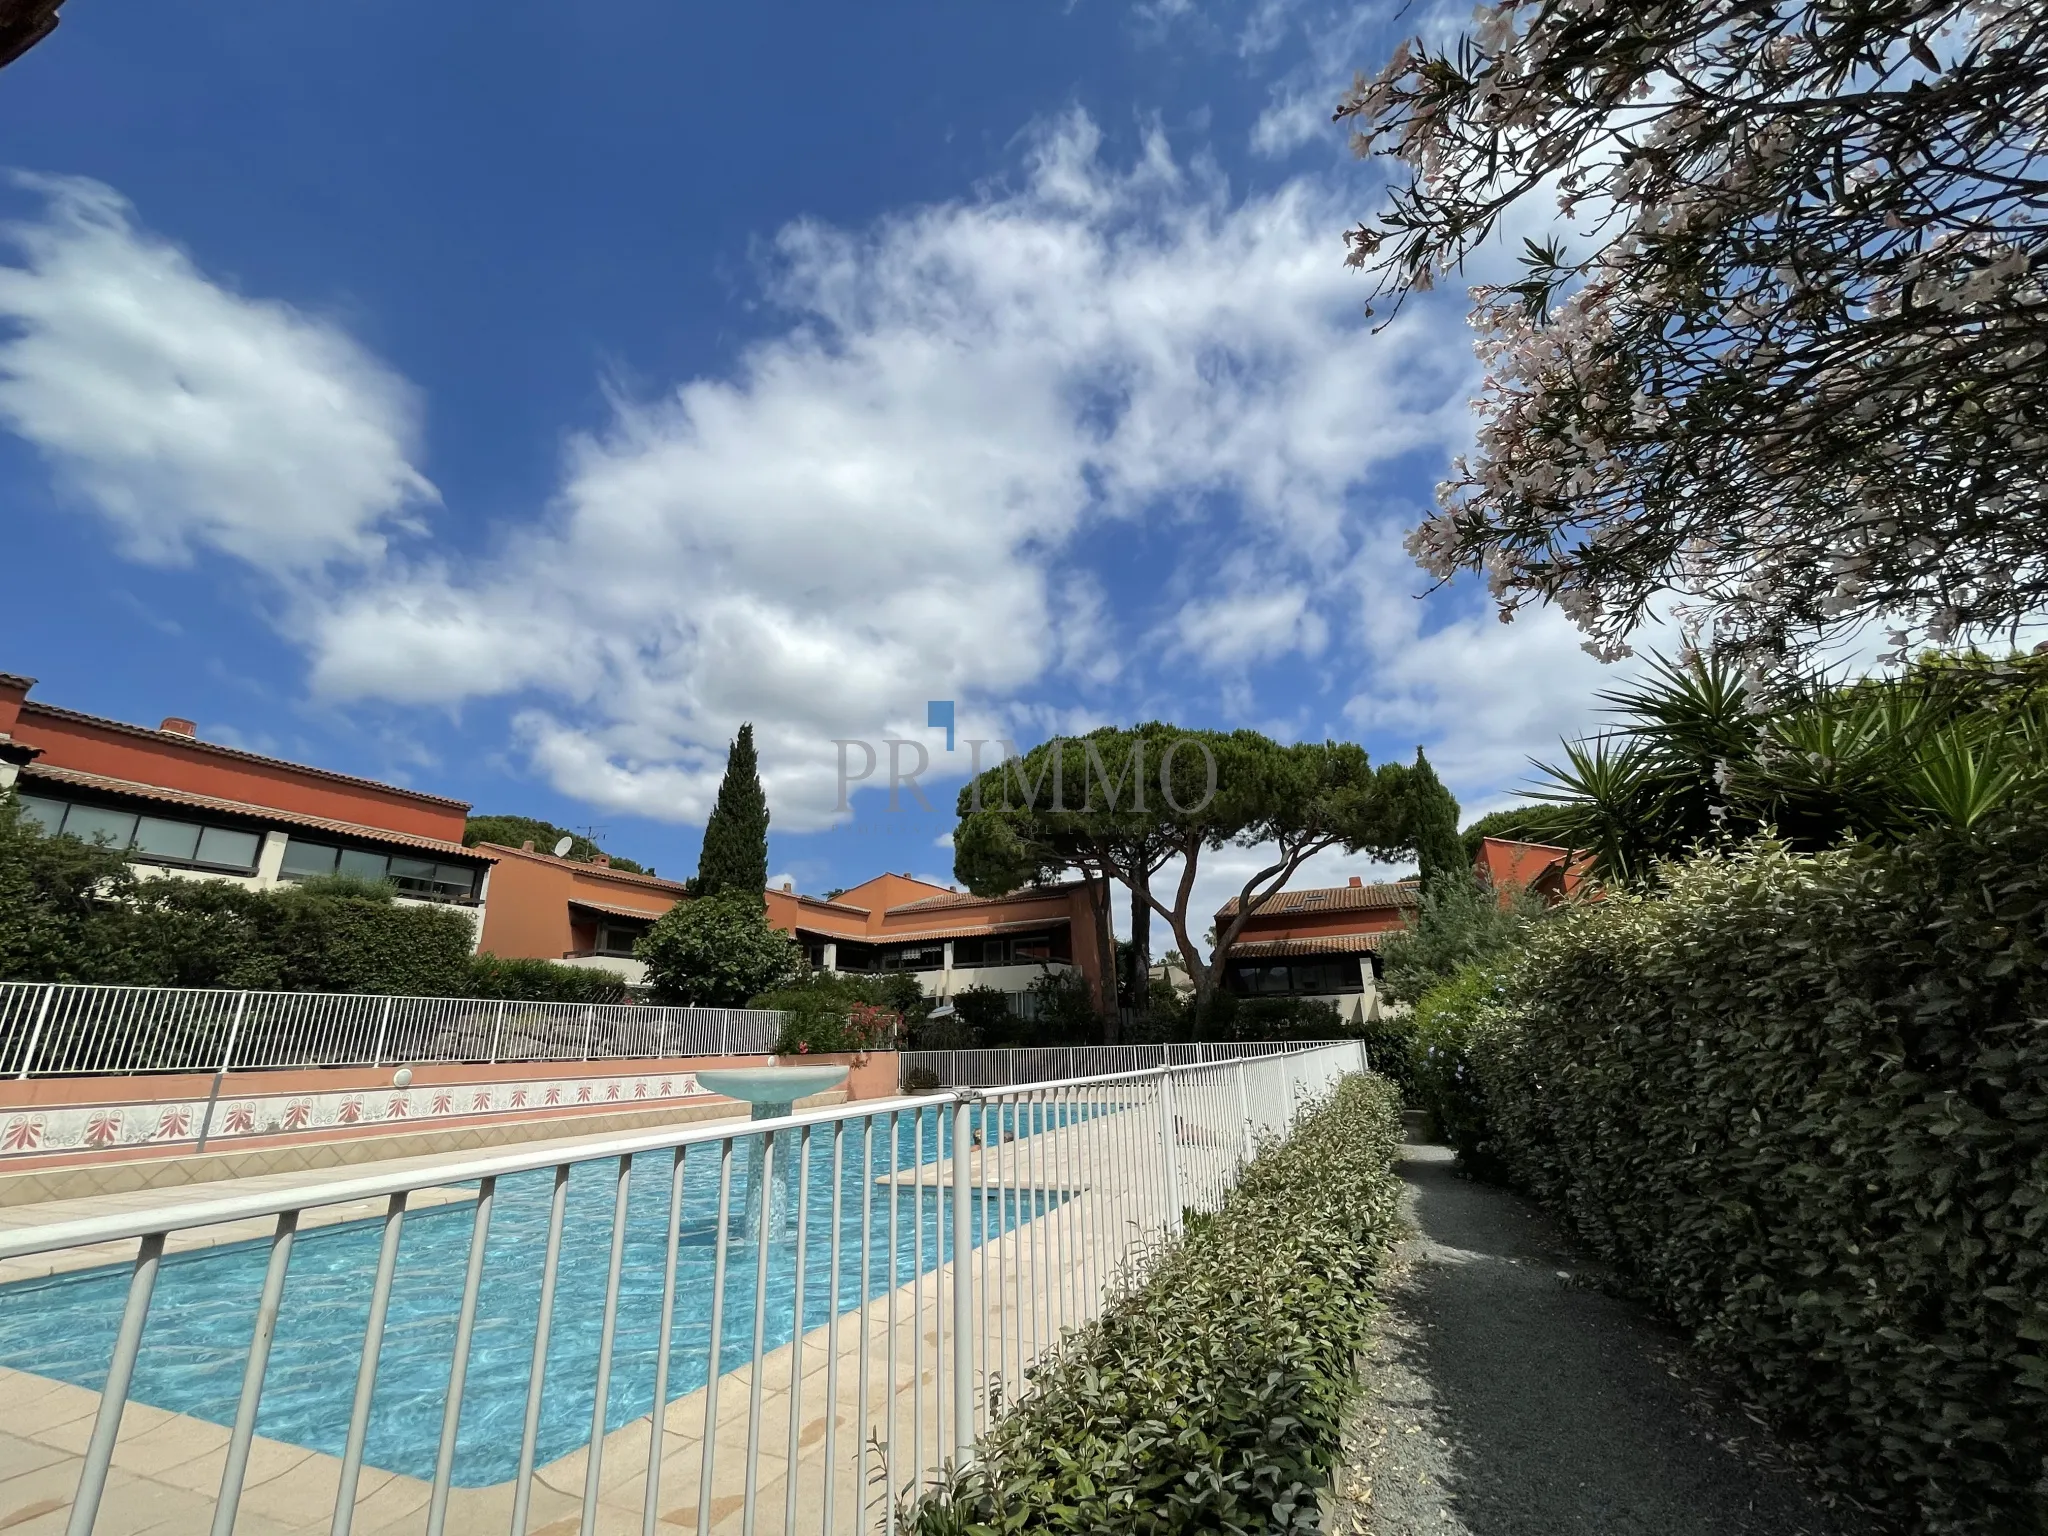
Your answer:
1329,1143 -> 1865,1536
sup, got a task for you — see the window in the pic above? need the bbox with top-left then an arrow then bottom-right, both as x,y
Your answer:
879,943 -> 945,972
63,804 -> 138,848
277,835 -> 481,902
338,848 -> 388,881
1221,957 -> 1368,997
196,827 -> 261,869
596,922 -> 647,957
280,839 -> 340,878
15,794 -> 66,833
14,792 -> 263,873
133,816 -> 202,861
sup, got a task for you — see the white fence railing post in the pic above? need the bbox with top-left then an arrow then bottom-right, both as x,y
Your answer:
218,991 -> 248,1075
951,1094 -> 977,1467
13,982 -> 55,1080
489,1000 -> 505,1065
1156,1067 -> 1184,1234
370,996 -> 393,1068
1234,1059 -> 1256,1167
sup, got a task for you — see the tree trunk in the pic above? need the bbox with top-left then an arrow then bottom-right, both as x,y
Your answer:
1127,870 -> 1152,1013
1096,872 -> 1120,1046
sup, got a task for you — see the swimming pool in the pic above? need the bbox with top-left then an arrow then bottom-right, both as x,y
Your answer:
0,1102 -> 1087,1486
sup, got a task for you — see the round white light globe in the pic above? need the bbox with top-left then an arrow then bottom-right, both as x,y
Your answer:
393,1067 -> 414,1088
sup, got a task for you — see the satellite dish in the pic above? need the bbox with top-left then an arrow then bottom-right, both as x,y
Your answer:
552,836 -> 574,857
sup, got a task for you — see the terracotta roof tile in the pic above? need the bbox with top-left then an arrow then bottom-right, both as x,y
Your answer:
1229,932 -> 1398,958
886,881 -> 1082,915
20,700 -> 471,809
566,895 -> 672,922
22,764 -> 492,861
1214,882 -> 1419,918
476,842 -> 692,894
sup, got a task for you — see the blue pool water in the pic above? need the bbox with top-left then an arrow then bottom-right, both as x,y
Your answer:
0,1102 -> 1095,1486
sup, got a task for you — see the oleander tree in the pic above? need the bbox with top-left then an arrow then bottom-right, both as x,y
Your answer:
1338,0 -> 2048,665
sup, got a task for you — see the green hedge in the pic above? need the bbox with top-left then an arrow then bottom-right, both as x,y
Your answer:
465,953 -> 630,1004
913,1072 -> 1404,1535
1444,833 -> 2048,1533
1,796 -> 626,1003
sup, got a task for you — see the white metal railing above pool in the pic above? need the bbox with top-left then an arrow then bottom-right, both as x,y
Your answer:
899,1039 -> 1360,1088
0,1041 -> 1367,1535
0,980 -> 784,1078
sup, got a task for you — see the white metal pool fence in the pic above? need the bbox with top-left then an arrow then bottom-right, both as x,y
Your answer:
0,980 -> 785,1078
900,1039 -> 1360,1088
0,1041 -> 1367,1535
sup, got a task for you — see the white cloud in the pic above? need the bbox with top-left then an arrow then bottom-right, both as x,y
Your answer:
1169,578 -> 1328,670
305,111 -> 1469,830
0,175 -> 435,574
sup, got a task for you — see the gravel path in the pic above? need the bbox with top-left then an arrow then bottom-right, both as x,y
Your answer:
1326,1142 -> 1868,1536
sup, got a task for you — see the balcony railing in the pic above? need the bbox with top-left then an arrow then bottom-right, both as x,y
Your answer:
0,1041 -> 1366,1533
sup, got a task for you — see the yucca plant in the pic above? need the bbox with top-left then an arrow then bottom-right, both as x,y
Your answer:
1516,650 -> 2048,884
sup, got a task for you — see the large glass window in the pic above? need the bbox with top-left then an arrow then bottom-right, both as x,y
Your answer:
279,839 -> 341,878
14,792 -> 262,872
63,804 -> 138,848
14,793 -> 66,833
278,835 -> 481,902
132,816 -> 202,861
196,827 -> 262,869
338,847 -> 388,881
1223,957 -> 1368,997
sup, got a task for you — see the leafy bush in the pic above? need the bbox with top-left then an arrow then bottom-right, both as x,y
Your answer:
950,984 -> 1013,1036
1376,869 -> 1543,1008
901,1065 -> 942,1093
466,953 -> 630,1004
1199,992 -> 1348,1043
0,799 -> 481,994
912,1072 -> 1404,1535
1407,962 -> 1513,1167
1353,1010 -> 1418,1102
1453,832 -> 2048,1532
636,891 -> 800,1006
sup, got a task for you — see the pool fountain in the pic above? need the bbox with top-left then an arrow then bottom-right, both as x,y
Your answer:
694,1064 -> 850,1241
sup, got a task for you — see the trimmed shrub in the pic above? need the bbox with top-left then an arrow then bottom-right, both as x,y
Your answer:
465,954 -> 630,1004
1407,962 -> 1512,1164
636,891 -> 800,1006
912,1072 -> 1405,1535
1455,832 -> 2048,1532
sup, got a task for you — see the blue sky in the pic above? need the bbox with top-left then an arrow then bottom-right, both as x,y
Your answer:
0,0 -> 1640,927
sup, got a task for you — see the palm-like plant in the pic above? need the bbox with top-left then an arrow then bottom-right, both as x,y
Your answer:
1516,650 -> 2048,885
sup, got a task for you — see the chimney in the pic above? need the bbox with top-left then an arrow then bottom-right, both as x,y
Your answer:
521,840 -> 535,852
782,879 -> 794,893
159,717 -> 197,738
592,855 -> 610,868
1348,876 -> 1363,888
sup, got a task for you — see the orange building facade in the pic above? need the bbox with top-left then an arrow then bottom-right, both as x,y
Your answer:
476,856 -> 1109,1002
0,671 -> 495,930
1214,877 -> 1420,1022
0,670 -> 1110,1002
473,842 -> 694,985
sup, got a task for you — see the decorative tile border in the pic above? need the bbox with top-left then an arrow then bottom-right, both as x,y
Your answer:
0,1071 -> 709,1158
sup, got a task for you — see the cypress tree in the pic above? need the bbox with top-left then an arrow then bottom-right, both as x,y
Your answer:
1405,747 -> 1466,894
696,723 -> 770,900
